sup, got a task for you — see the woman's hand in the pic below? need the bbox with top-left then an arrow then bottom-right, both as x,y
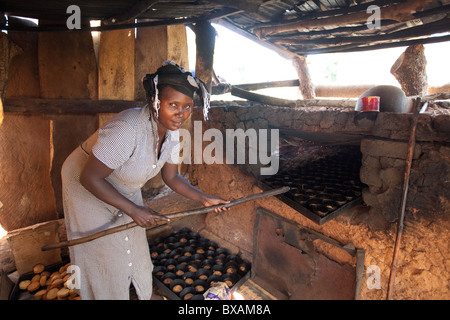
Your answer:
80,154 -> 170,229
201,195 -> 230,213
128,205 -> 170,228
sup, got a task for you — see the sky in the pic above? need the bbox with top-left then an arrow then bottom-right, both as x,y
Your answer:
187,24 -> 450,100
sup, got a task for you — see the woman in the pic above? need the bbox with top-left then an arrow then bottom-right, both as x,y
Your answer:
61,60 -> 229,300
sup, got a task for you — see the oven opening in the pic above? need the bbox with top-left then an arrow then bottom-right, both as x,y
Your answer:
259,135 -> 366,225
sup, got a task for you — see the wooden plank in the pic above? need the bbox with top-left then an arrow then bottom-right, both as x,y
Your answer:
134,23 -> 190,98
134,24 -> 168,101
38,25 -> 98,99
254,0 -> 434,38
272,15 -> 450,46
166,24 -> 191,177
0,114 -> 57,231
5,16 -> 40,99
167,25 -> 190,71
6,220 -> 62,275
0,33 -> 22,127
303,33 -> 450,55
3,98 -> 143,114
47,114 -> 98,216
103,0 -> 167,25
0,269 -> 14,300
98,26 -> 135,100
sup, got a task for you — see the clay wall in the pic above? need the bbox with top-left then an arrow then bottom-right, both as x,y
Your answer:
0,24 -> 189,231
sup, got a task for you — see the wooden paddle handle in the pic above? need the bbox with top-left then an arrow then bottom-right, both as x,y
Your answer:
41,186 -> 289,251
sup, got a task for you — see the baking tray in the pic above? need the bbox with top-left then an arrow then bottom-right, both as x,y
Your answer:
149,228 -> 252,300
153,269 -> 251,300
258,152 -> 365,225
258,180 -> 363,225
9,260 -> 69,300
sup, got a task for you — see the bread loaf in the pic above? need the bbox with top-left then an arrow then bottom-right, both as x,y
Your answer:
34,289 -> 47,300
31,274 -> 41,283
50,278 -> 64,289
19,280 -> 31,290
57,288 -> 70,299
46,287 -> 59,300
39,275 -> 48,287
33,263 -> 45,274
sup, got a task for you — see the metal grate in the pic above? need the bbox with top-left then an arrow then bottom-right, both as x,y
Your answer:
260,151 -> 365,224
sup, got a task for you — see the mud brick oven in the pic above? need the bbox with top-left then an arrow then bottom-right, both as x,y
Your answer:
0,0 -> 449,301
186,101 -> 450,300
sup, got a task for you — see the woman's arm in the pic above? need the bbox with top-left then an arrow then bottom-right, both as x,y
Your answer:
79,154 -> 169,228
161,163 -> 229,212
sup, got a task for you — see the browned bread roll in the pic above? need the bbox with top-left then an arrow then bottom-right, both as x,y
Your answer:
33,263 -> 45,274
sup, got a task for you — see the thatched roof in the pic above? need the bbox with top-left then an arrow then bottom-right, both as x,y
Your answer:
1,0 -> 450,57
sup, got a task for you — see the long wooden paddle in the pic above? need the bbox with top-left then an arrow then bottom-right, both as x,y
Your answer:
41,186 -> 289,251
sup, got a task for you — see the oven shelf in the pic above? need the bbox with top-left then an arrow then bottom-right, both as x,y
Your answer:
149,228 -> 251,300
258,154 -> 365,225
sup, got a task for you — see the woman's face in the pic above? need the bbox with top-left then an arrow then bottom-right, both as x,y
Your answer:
155,85 -> 193,131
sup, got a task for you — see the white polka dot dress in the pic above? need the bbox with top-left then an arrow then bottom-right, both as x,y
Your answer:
61,107 -> 180,300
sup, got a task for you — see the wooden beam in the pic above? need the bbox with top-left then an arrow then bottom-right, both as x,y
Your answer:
214,82 -> 449,99
230,86 -> 297,106
4,91 -> 448,115
254,0 -> 434,38
192,20 -> 216,91
3,98 -> 144,114
229,86 -> 358,108
233,79 -> 300,92
103,0 -> 168,25
292,56 -> 316,99
272,15 -> 450,46
251,0 -> 401,31
303,33 -> 450,55
0,33 -> 22,126
2,17 -> 198,32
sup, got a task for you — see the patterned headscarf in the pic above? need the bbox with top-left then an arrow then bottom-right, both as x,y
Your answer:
142,60 -> 210,120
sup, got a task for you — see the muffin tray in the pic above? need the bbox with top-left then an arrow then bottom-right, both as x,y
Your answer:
149,228 -> 251,300
9,260 -> 71,300
259,155 -> 365,225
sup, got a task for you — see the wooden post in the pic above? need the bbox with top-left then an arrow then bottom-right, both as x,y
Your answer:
0,32 -> 22,126
293,55 -> 316,99
193,21 -> 216,91
39,20 -> 99,216
5,16 -> 40,99
0,98 -> 3,127
390,44 -> 429,96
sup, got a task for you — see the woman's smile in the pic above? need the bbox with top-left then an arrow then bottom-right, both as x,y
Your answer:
171,119 -> 183,128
